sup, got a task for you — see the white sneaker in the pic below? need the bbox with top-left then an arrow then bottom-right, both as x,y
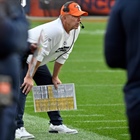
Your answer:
49,124 -> 78,134
15,127 -> 35,139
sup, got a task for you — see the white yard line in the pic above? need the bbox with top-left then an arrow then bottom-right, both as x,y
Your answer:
80,30 -> 105,35
120,134 -> 129,136
67,59 -> 103,62
74,120 -> 126,123
76,84 -> 123,87
60,70 -> 123,73
61,114 -> 105,117
78,104 -> 124,106
95,70 -> 123,73
97,126 -> 128,130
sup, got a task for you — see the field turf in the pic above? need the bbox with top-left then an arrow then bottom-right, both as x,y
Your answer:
23,17 -> 129,140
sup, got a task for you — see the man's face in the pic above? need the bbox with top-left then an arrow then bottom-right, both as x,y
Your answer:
66,14 -> 81,30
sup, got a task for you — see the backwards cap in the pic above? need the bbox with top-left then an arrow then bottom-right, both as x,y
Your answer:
60,1 -> 88,16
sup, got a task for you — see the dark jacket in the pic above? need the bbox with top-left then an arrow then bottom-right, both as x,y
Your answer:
104,0 -> 140,93
0,0 -> 28,58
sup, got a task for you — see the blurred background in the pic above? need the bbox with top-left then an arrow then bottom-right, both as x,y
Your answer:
23,0 -> 115,17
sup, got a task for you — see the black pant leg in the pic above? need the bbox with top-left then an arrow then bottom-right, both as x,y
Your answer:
125,92 -> 140,140
0,54 -> 20,140
16,64 -> 28,128
33,65 -> 63,125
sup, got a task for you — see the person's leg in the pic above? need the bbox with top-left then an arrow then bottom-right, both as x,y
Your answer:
0,104 -> 17,140
15,63 -> 34,139
33,65 -> 78,134
125,92 -> 140,140
0,54 -> 20,140
33,65 -> 63,125
16,64 -> 28,129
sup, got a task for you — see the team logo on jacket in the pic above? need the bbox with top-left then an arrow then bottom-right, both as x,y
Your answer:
55,41 -> 70,52
55,46 -> 70,52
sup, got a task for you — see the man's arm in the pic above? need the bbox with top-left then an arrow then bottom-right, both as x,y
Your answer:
21,57 -> 41,94
52,62 -> 63,89
21,47 -> 41,94
22,58 -> 63,94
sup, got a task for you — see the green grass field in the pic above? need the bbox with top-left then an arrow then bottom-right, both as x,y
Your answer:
24,17 -> 129,140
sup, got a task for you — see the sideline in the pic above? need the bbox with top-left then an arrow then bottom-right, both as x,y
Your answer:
27,16 -> 108,22
24,113 -> 116,140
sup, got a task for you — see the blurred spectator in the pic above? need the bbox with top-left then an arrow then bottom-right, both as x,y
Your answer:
39,0 -> 51,16
39,0 -> 68,16
104,0 -> 140,139
0,0 -> 28,140
23,0 -> 31,15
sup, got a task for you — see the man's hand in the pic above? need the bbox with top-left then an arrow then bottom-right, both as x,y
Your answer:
21,76 -> 34,95
30,43 -> 37,54
52,76 -> 62,89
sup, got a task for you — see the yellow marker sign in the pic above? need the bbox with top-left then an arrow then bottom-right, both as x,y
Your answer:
32,83 -> 77,112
